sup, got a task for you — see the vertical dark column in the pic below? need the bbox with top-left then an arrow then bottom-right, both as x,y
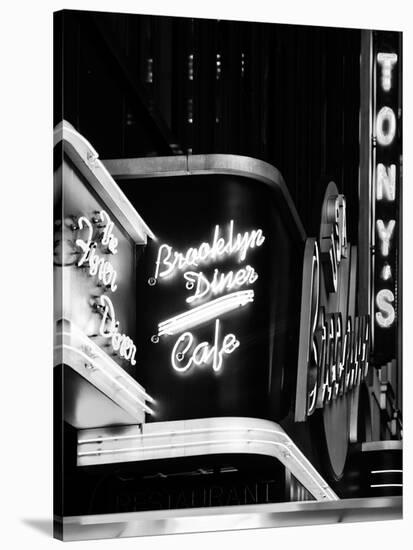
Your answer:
358,30 -> 374,317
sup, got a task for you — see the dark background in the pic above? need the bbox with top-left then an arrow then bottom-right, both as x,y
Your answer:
54,10 -> 370,517
125,174 -> 303,423
54,9 -> 361,242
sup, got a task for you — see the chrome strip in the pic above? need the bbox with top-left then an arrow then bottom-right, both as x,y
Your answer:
55,319 -> 155,421
77,417 -> 338,501
103,153 -> 306,242
362,441 -> 402,452
56,496 -> 402,541
54,120 -> 155,243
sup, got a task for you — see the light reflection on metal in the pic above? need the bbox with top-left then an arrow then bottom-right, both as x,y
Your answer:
55,320 -> 155,417
377,52 -> 398,92
76,418 -> 339,501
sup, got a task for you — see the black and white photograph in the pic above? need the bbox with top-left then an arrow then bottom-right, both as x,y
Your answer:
52,8 -> 402,541
2,2 -> 410,549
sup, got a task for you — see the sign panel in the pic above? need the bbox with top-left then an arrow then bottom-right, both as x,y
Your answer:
119,172 -> 304,423
372,31 -> 402,365
55,157 -> 138,374
54,123 -> 155,429
295,182 -> 370,478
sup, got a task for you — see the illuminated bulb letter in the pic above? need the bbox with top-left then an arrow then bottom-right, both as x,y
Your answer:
376,164 -> 396,201
381,263 -> 392,281
376,289 -> 395,328
376,107 -> 396,146
377,53 -> 398,92
376,219 -> 396,256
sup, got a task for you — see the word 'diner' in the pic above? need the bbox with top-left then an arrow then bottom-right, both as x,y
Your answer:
184,265 -> 258,303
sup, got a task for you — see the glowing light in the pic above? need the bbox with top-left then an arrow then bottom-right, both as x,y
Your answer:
171,319 -> 240,373
158,290 -> 254,336
376,164 -> 396,201
184,265 -> 258,303
377,52 -> 398,92
371,469 -> 402,474
99,210 -> 119,253
376,219 -> 396,256
76,211 -> 118,292
376,106 -> 396,146
381,263 -> 392,281
370,483 -> 402,488
98,295 -> 137,365
153,220 -> 265,279
376,289 -> 395,328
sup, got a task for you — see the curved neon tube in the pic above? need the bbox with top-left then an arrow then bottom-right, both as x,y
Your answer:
158,290 -> 254,336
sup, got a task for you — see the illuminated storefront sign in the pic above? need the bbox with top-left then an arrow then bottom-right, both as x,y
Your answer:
151,220 -> 264,374
115,169 -> 303,423
372,32 -> 401,363
75,210 -> 138,366
296,183 -> 370,421
295,182 -> 371,478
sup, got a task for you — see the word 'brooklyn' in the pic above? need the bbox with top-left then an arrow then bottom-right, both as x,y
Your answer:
154,220 -> 265,280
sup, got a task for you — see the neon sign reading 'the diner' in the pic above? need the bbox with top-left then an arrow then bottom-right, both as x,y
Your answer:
76,210 -> 137,366
151,220 -> 265,374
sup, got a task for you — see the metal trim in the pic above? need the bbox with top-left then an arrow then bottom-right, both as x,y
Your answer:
54,319 -> 154,424
103,153 -> 306,242
56,496 -> 402,541
77,417 -> 338,502
362,440 -> 402,452
54,120 -> 155,243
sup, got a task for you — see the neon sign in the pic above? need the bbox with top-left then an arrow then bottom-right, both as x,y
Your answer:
76,210 -> 137,366
154,220 -> 265,279
76,212 -> 118,292
152,221 -> 264,374
184,265 -> 258,304
158,291 -> 254,336
373,38 -> 400,340
295,183 -> 370,422
171,319 -> 240,373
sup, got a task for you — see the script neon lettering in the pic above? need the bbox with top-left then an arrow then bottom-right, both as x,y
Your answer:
376,289 -> 395,328
184,265 -> 258,303
171,319 -> 240,373
76,211 -> 118,292
99,295 -> 137,365
153,220 -> 265,279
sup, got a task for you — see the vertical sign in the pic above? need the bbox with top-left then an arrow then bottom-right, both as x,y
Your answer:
372,31 -> 402,364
